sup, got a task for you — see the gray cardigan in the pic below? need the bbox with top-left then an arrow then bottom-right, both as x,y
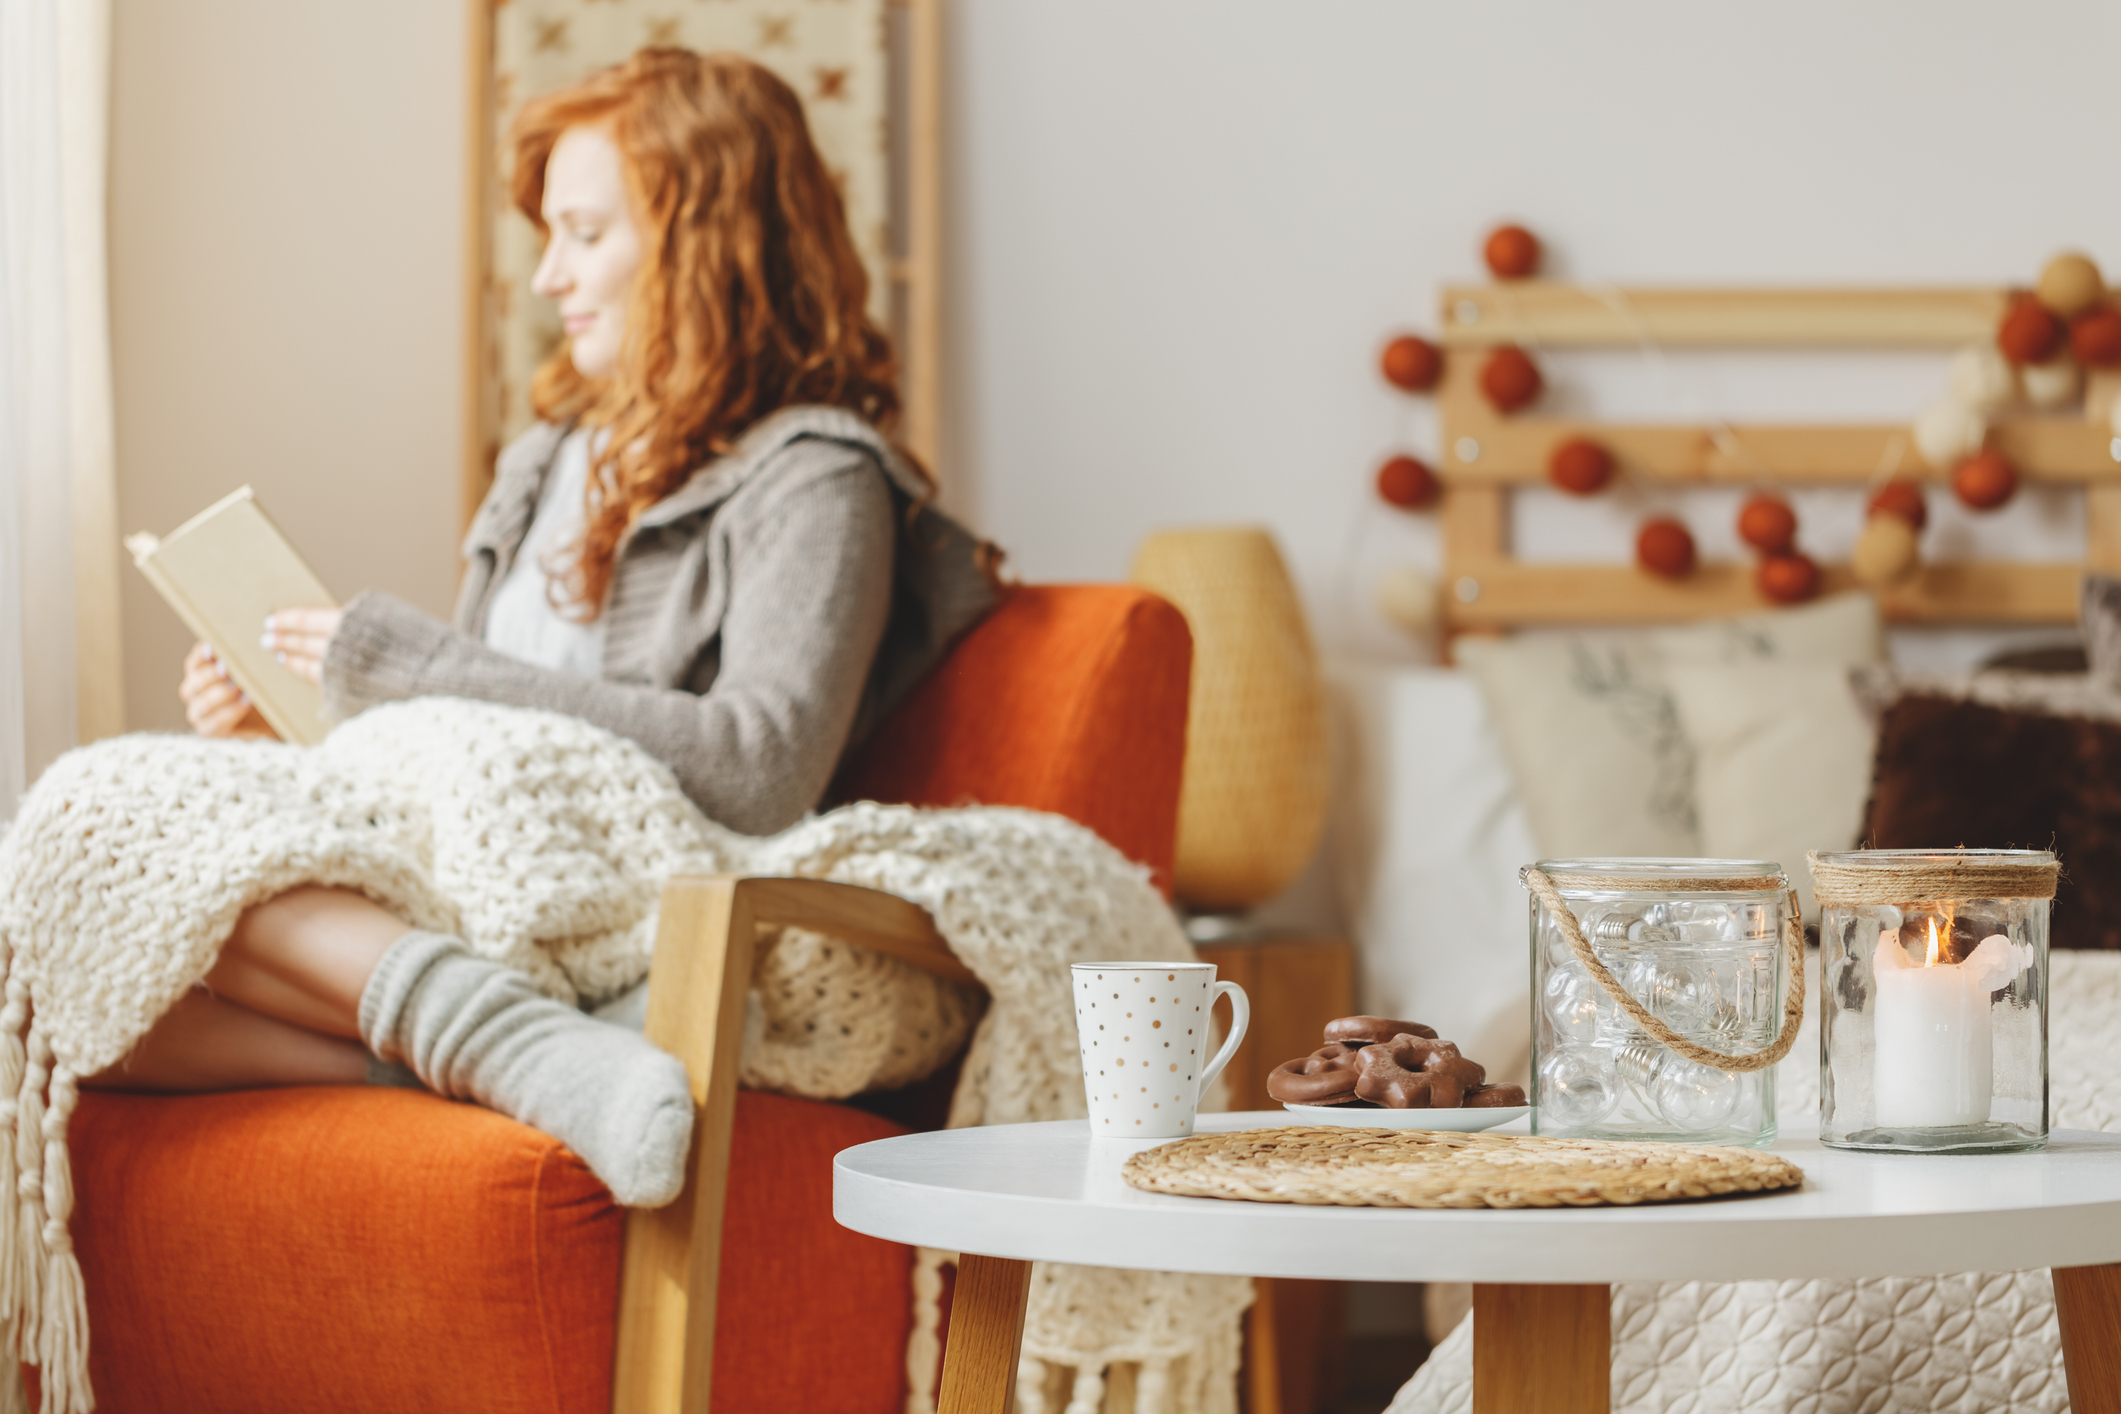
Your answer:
322,406 -> 996,835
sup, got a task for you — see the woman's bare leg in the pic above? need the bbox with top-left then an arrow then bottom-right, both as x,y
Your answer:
202,884 -> 411,1037
84,988 -> 368,1092
86,885 -> 410,1092
80,884 -> 695,1205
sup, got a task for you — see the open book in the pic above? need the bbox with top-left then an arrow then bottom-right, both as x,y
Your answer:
126,486 -> 338,745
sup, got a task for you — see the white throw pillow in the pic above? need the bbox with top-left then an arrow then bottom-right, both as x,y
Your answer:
1666,662 -> 1877,920
1456,593 -> 1882,862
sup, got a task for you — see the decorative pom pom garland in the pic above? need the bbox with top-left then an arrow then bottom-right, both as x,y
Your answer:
1479,345 -> 1543,414
1913,397 -> 1987,470
1366,230 -> 2111,634
2021,355 -> 2082,409
1851,514 -> 1920,588
2038,252 -> 2105,319
2072,307 -> 2121,368
1547,437 -> 1613,495
1947,344 -> 2015,413
1998,297 -> 2065,365
1737,495 -> 1797,554
1866,479 -> 1927,530
1635,517 -> 1696,579
1483,224 -> 1540,279
1953,450 -> 2019,511
1375,455 -> 1440,510
1757,552 -> 1820,604
1374,565 -> 1438,634
1380,335 -> 1442,393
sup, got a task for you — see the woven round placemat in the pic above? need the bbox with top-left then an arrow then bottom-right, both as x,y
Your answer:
1121,1127 -> 1804,1209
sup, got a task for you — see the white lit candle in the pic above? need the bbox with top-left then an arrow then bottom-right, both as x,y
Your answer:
1872,921 -> 2019,1130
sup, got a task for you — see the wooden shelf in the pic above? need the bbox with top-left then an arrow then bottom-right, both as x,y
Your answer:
1426,282 -> 2119,630
1443,560 -> 2084,628
1436,284 -> 2015,349
1432,345 -> 2120,484
1440,417 -> 2120,485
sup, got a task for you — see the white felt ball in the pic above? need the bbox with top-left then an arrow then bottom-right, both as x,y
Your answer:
1947,343 -> 2016,414
1851,513 -> 1920,588
1375,565 -> 1438,634
1913,398 -> 1986,470
2020,355 -> 2082,409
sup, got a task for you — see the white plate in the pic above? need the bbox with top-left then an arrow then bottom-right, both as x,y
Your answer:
1280,1102 -> 1530,1132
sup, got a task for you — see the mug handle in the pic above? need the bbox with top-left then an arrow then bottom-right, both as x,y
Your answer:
1196,981 -> 1251,1102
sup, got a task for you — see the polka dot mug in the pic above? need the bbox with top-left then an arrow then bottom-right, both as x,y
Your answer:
1072,962 -> 1250,1138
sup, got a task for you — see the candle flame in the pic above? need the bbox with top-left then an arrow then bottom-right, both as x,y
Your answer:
1926,917 -> 1941,967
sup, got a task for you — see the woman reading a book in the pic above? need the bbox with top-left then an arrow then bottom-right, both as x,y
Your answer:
103,48 -> 996,1208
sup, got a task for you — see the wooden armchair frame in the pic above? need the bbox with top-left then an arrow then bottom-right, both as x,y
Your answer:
612,875 -> 983,1413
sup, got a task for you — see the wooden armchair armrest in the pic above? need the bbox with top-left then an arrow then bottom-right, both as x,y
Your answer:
612,875 -> 979,1414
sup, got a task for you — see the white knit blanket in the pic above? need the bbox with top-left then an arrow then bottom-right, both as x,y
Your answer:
0,698 -> 1250,1414
1390,948 -> 2121,1414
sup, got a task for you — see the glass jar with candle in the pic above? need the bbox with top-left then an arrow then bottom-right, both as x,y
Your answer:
1810,849 -> 2054,1153
1523,860 -> 1804,1146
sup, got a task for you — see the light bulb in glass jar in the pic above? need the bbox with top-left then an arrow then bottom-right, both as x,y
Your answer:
1650,1055 -> 1739,1131
1538,1045 -> 1617,1128
1543,964 -> 1601,1044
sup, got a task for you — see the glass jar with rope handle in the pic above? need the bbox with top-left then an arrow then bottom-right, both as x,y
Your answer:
1524,858 -> 1803,1147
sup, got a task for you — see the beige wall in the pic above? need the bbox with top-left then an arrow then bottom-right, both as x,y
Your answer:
110,0 -> 466,731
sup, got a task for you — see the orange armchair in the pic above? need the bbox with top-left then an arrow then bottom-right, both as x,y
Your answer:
62,584 -> 1192,1414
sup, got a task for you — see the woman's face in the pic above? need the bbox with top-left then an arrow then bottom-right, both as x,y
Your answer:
531,125 -> 643,381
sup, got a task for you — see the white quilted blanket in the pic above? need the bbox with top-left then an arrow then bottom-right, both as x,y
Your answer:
1390,948 -> 2121,1414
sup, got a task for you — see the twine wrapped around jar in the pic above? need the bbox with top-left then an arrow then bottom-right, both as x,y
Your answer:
1806,849 -> 2059,906
1522,867 -> 1807,1074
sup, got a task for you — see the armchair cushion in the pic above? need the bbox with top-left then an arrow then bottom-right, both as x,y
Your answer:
833,584 -> 1192,891
69,1086 -> 910,1413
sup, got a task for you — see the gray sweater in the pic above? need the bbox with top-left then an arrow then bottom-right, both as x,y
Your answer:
322,406 -> 997,835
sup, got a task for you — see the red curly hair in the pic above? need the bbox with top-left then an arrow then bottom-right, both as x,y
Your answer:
509,48 -> 908,613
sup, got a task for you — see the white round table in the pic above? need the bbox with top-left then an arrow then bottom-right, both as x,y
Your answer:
835,1112 -> 2121,1414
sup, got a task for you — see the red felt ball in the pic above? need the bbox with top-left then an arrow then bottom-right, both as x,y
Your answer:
1737,495 -> 1798,554
1953,450 -> 2018,511
1547,437 -> 1614,495
1375,454 -> 1440,511
1757,552 -> 1820,605
1865,479 -> 1928,531
1479,346 -> 1543,414
2072,306 -> 2121,369
1483,225 -> 1541,280
1998,296 -> 2065,365
1379,335 -> 1443,392
1635,517 -> 1696,579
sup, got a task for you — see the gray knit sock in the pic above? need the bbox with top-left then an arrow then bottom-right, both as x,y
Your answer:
358,931 -> 695,1207
365,1057 -> 424,1089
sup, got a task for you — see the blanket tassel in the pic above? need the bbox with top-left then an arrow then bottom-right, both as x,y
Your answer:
0,954 -> 22,1414
0,964 -> 26,1328
10,1030 -> 48,1368
36,1070 -> 88,1414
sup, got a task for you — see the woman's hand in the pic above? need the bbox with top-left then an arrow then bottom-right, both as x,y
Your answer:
180,642 -> 276,739
261,607 -> 344,685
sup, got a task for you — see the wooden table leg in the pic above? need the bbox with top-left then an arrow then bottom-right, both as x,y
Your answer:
939,1254 -> 1034,1414
2055,1264 -> 2121,1414
1472,1283 -> 1609,1414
